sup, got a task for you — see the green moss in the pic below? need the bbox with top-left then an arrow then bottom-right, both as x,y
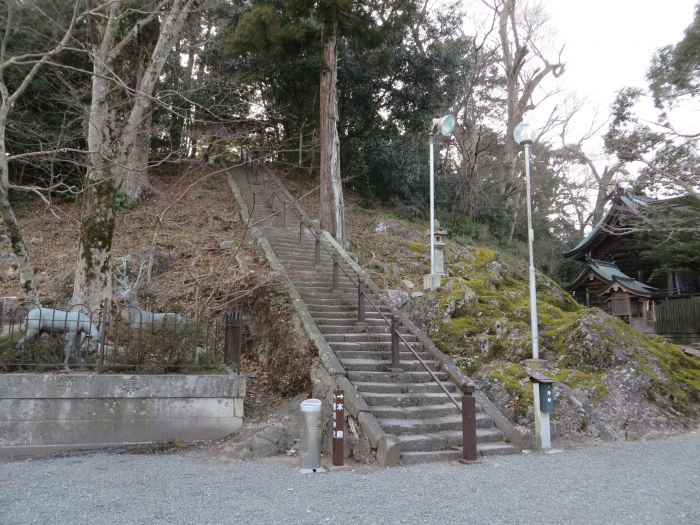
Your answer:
440,315 -> 483,338
79,180 -> 118,280
408,241 -> 427,254
552,368 -> 609,404
488,363 -> 532,418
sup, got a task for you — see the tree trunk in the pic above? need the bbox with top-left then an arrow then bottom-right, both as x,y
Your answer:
120,109 -> 153,199
590,167 -> 616,226
117,0 -> 192,200
73,50 -> 117,311
508,187 -> 521,242
319,21 -> 346,246
0,107 -> 39,303
453,124 -> 481,217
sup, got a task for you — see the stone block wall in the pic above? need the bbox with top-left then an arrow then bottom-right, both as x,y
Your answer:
0,373 -> 246,457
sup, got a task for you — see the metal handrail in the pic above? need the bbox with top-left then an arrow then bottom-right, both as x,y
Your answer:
362,291 -> 461,410
254,167 -> 461,412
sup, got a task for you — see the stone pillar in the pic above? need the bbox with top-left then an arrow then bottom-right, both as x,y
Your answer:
423,224 -> 448,291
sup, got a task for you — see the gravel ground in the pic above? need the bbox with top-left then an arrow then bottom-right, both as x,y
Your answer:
1,433 -> 698,525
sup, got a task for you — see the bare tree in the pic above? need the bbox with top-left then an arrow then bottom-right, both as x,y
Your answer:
0,1 -> 90,302
486,0 -> 564,238
558,101 -> 630,229
450,10 -> 501,217
73,0 -> 194,310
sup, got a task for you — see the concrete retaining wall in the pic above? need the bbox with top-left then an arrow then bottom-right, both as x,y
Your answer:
0,373 -> 246,457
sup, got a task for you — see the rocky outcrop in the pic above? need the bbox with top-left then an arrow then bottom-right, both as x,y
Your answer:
401,246 -> 699,444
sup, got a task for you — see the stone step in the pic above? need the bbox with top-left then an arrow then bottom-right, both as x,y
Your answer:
347,370 -> 449,384
330,341 -> 425,353
370,403 -> 461,419
361,391 -> 463,406
334,350 -> 433,362
304,301 -> 390,313
399,450 -> 460,465
378,413 -> 492,435
305,305 -> 393,316
338,358 -> 440,373
353,381 -> 459,394
297,286 -> 362,295
398,428 -> 505,452
397,443 -> 519,465
314,318 -> 391,327
296,285 -> 359,294
324,333 -> 417,343
318,325 -> 408,335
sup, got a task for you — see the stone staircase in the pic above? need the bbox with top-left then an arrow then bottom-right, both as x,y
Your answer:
230,167 -> 516,464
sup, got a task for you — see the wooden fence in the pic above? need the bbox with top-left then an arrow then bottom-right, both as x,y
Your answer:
656,296 -> 700,336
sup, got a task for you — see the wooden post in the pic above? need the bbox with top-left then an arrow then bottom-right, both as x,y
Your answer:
459,383 -> 479,464
357,279 -> 365,323
333,389 -> 345,466
332,256 -> 339,291
390,315 -> 400,371
314,232 -> 321,268
283,201 -> 287,226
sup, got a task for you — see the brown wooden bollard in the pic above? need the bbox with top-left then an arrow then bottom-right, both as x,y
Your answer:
314,232 -> 321,267
357,279 -> 365,323
332,389 -> 345,466
459,383 -> 479,464
282,201 -> 287,226
332,256 -> 339,291
390,315 -> 400,371
299,218 -> 303,243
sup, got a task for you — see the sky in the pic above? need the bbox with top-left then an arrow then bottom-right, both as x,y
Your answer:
452,0 -> 698,150
543,0 -> 698,144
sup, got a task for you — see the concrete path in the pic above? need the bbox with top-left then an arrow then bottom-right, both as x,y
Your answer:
1,433 -> 698,525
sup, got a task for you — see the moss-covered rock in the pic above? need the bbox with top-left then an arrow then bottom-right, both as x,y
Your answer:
347,200 -> 698,443
402,243 -> 699,443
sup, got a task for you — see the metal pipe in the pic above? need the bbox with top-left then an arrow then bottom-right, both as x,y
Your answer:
524,143 -> 539,360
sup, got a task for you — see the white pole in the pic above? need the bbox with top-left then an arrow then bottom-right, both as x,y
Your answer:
524,143 -> 539,359
524,142 -> 550,450
429,135 -> 435,276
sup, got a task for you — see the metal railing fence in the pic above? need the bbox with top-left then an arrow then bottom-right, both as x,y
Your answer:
0,302 -> 243,374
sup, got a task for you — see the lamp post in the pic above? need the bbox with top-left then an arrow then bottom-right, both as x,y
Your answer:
514,121 -> 551,450
425,114 -> 455,291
